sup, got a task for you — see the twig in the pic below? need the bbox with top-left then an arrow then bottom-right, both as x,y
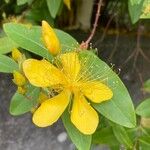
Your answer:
140,49 -> 150,63
121,23 -> 150,69
80,0 -> 103,49
94,0 -> 119,46
135,67 -> 145,97
133,24 -> 142,68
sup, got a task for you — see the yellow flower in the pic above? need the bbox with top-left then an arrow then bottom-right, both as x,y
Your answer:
23,52 -> 113,135
42,21 -> 61,56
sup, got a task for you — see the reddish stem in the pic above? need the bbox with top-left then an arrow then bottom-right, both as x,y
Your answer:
80,0 -> 103,49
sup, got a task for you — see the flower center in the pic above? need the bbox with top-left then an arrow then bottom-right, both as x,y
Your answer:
68,82 -> 79,92
63,77 -> 80,93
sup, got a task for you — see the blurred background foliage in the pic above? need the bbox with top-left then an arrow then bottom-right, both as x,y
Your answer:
0,0 -> 150,28
0,0 -> 150,33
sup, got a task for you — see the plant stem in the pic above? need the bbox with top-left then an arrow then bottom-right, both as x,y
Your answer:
80,0 -> 103,49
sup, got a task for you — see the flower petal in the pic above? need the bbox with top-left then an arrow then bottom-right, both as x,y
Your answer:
33,90 -> 71,127
81,81 -> 113,103
23,59 -> 65,87
71,92 -> 99,135
42,21 -> 61,56
59,52 -> 80,81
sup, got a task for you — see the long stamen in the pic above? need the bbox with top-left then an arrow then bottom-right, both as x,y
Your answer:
76,55 -> 96,82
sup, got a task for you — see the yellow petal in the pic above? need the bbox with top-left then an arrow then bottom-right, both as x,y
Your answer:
13,71 -> 26,86
33,90 -> 71,127
64,0 -> 71,10
23,59 -> 65,87
81,81 -> 113,103
42,20 -> 61,56
12,48 -> 22,62
59,52 -> 80,81
71,92 -> 99,135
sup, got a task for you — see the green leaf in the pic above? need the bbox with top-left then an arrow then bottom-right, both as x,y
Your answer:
112,124 -> 133,148
0,54 -> 19,73
26,2 -> 54,25
136,98 -> 150,117
0,37 -> 18,54
3,23 -> 78,60
3,23 -> 52,61
93,127 -> 119,146
79,51 -> 136,128
144,79 -> 150,93
127,128 -> 138,141
62,110 -> 91,150
46,0 -> 62,18
130,0 -> 143,5
55,29 -> 79,52
140,0 -> 150,19
17,0 -> 32,5
139,136 -> 150,150
10,85 -> 40,115
128,0 -> 144,24
139,141 -> 150,150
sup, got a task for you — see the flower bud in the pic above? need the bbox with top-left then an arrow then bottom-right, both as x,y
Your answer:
17,86 -> 26,94
12,48 -> 22,62
13,71 -> 26,86
42,21 -> 61,56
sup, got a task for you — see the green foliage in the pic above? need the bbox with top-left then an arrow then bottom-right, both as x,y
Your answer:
130,0 -> 143,5
10,85 -> 40,115
0,54 -> 19,73
79,51 -> 136,128
46,0 -> 62,18
62,110 -> 92,150
0,37 -> 18,54
139,136 -> 150,145
3,23 -> 53,61
128,0 -> 144,24
140,0 -> 150,19
3,23 -> 78,61
17,0 -> 32,6
139,136 -> 150,149
136,98 -> 150,117
128,0 -> 150,23
25,0 -> 54,25
92,127 -> 120,148
144,79 -> 150,93
112,123 -> 133,148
